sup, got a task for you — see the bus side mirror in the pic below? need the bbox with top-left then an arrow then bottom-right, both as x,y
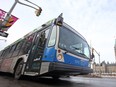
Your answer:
54,13 -> 63,26
90,52 -> 95,61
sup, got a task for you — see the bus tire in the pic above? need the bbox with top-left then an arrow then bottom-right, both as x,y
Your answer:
14,60 -> 23,80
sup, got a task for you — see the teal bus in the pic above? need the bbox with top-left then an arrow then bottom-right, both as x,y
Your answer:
0,14 -> 93,79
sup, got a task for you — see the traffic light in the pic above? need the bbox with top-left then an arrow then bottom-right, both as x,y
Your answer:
35,7 -> 42,16
5,17 -> 14,27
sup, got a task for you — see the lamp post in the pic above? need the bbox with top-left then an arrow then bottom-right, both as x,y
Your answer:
0,0 -> 42,31
0,0 -> 18,30
92,48 -> 101,76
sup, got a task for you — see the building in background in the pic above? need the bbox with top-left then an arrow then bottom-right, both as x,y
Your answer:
92,61 -> 116,76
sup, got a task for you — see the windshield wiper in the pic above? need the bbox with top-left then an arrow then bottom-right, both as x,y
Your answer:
72,47 -> 80,50
78,53 -> 88,58
72,47 -> 87,58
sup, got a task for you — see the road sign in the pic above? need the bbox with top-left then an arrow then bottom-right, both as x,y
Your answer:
0,31 -> 8,37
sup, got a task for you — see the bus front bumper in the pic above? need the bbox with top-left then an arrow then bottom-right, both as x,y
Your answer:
48,62 -> 93,76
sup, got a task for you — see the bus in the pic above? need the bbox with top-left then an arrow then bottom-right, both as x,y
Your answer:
0,14 -> 93,79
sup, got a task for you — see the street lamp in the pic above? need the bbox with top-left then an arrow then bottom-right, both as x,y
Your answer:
25,0 -> 41,8
0,0 -> 42,32
18,0 -> 42,16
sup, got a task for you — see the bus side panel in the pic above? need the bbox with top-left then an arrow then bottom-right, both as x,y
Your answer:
63,53 -> 81,66
42,47 -> 56,62
81,59 -> 89,68
0,58 -> 13,72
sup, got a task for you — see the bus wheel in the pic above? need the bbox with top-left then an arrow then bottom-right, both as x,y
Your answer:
14,60 -> 23,80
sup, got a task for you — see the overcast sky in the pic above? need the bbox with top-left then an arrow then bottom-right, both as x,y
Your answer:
0,0 -> 116,63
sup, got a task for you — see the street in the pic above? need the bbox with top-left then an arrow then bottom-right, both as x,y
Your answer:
0,73 -> 116,87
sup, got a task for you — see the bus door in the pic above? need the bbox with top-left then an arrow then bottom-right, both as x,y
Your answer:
25,29 -> 50,73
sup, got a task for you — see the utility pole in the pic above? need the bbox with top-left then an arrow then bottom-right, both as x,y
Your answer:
1,0 -> 18,27
0,0 -> 42,36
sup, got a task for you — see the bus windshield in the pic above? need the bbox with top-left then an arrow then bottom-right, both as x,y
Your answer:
59,26 -> 90,58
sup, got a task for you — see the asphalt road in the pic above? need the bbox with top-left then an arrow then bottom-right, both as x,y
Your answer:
0,73 -> 116,87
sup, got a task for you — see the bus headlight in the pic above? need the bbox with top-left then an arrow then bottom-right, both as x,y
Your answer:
57,54 -> 63,60
57,54 -> 64,62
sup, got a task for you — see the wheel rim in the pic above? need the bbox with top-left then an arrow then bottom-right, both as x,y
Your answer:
15,62 -> 23,79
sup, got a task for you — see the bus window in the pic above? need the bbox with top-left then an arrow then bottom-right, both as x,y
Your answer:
10,45 -> 16,53
16,41 -> 23,51
1,50 -> 6,59
10,45 -> 17,57
37,29 -> 50,47
4,47 -> 11,58
23,34 -> 35,54
37,30 -> 49,50
36,29 -> 50,57
0,51 -> 3,58
48,27 -> 57,47
12,41 -> 23,56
